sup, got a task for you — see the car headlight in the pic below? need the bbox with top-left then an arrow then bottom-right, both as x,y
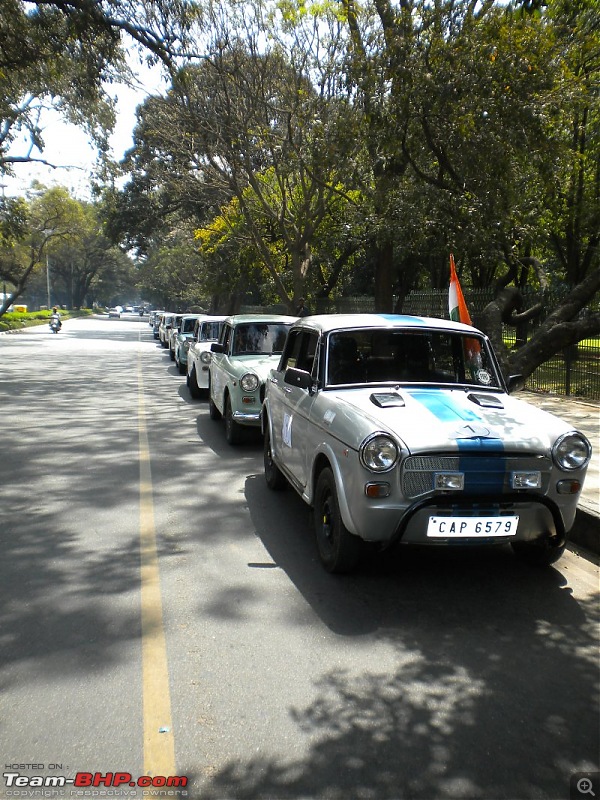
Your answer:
200,351 -> 211,364
360,433 -> 399,472
240,373 -> 259,392
552,432 -> 591,470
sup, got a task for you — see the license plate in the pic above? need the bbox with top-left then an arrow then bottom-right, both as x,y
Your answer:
427,515 -> 519,538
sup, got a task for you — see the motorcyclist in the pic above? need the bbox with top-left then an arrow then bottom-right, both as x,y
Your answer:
50,306 -> 62,330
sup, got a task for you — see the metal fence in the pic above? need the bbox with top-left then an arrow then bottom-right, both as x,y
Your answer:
300,288 -> 599,402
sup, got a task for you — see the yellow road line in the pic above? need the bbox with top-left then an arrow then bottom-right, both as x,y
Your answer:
138,355 -> 176,777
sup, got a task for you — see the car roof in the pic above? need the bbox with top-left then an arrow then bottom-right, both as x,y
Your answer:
224,314 -> 298,325
292,313 -> 482,335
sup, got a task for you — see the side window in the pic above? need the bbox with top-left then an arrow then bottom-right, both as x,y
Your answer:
221,324 -> 232,353
280,331 -> 303,371
280,331 -> 319,377
297,332 -> 318,375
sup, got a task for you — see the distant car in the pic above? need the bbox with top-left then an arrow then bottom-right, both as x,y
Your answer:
262,314 -> 592,573
150,310 -> 164,336
158,313 -> 177,347
186,316 -> 227,395
108,307 -> 121,318
172,314 -> 205,373
209,314 -> 296,443
167,315 -> 184,358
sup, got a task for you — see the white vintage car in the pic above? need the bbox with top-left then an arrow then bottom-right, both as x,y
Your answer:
209,314 -> 296,444
186,316 -> 227,395
172,314 -> 205,372
262,314 -> 592,573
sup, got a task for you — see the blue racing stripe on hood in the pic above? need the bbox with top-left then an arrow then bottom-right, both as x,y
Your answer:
408,390 -> 506,493
407,390 -> 482,423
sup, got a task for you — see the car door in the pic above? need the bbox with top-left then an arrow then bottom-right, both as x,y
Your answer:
270,329 -> 319,489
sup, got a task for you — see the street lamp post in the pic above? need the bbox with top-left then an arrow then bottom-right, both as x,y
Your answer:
46,253 -> 51,309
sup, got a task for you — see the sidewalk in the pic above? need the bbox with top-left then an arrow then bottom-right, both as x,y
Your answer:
521,391 -> 599,556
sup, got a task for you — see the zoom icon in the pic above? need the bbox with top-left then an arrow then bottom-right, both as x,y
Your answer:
571,773 -> 600,800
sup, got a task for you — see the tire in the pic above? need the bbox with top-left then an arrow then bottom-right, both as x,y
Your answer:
224,396 -> 243,445
188,367 -> 202,399
169,346 -> 175,361
264,425 -> 287,490
313,467 -> 362,573
209,388 -> 222,420
511,537 -> 567,567
176,358 -> 186,375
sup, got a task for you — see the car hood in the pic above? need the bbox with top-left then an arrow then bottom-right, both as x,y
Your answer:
329,386 -> 575,455
231,354 -> 281,380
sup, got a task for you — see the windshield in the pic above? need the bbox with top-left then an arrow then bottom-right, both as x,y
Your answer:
182,318 -> 196,333
232,323 -> 290,356
201,321 -> 224,342
326,329 -> 501,389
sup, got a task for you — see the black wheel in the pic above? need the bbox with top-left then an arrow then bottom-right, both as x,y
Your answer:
224,396 -> 243,445
188,367 -> 202,399
177,359 -> 186,375
209,388 -> 222,420
511,537 -> 567,566
264,425 -> 287,490
314,467 -> 362,573
169,346 -> 175,361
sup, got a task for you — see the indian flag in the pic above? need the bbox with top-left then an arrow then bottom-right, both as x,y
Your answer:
448,253 -> 472,324
448,254 -> 480,363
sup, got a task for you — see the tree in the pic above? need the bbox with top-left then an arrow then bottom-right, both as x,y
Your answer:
0,0 -> 199,173
0,185 -> 82,312
115,1 -> 362,311
340,0 -> 599,376
47,202 -> 132,308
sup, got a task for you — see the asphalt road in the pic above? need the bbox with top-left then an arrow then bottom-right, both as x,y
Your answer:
0,315 -> 598,800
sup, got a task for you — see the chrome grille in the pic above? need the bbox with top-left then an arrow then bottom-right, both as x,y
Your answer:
401,453 -> 552,499
402,456 -> 461,498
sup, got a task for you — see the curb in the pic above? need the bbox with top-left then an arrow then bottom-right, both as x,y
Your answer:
569,508 -> 600,557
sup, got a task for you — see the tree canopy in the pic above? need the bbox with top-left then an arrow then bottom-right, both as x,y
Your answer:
1,0 -> 598,379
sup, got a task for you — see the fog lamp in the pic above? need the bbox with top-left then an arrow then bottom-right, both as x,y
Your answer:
511,471 -> 542,489
434,473 -> 464,491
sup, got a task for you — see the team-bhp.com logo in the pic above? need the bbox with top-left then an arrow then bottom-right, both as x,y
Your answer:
3,771 -> 188,791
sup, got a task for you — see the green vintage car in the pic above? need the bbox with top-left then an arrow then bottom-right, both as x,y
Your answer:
209,314 -> 296,444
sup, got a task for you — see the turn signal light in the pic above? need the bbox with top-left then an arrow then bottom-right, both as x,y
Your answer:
365,482 -> 391,498
556,479 -> 581,495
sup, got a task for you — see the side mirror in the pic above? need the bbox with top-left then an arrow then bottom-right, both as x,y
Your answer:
284,367 -> 314,391
507,374 -> 525,393
211,342 -> 224,354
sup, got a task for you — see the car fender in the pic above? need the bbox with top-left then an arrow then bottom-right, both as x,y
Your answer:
306,441 -> 360,536
261,397 -> 272,436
